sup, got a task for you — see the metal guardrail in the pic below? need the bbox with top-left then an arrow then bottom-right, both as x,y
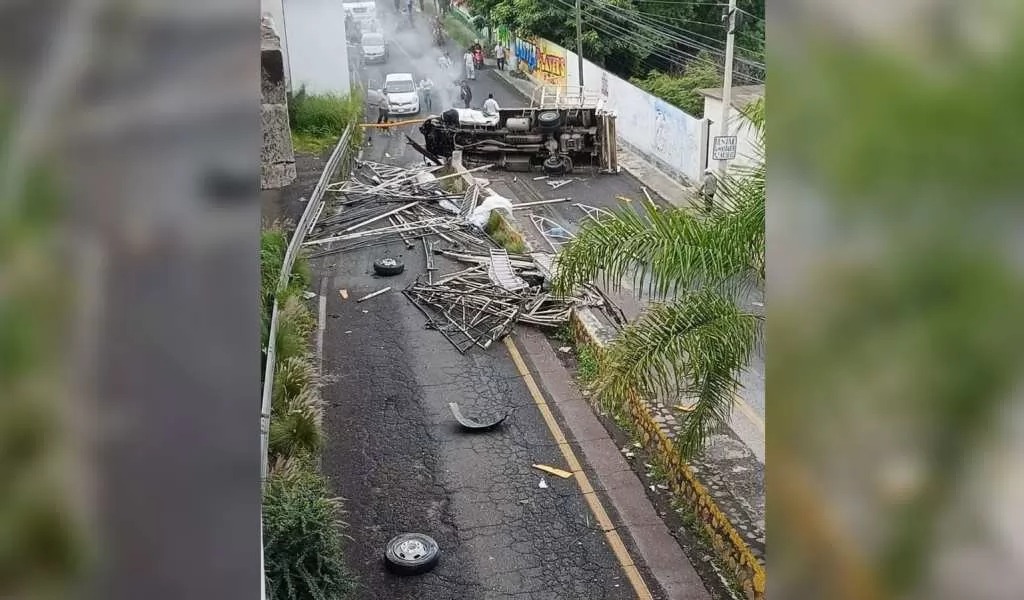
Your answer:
260,124 -> 352,485
260,125 -> 352,600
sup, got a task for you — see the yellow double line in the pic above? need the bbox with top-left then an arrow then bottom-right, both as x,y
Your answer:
504,337 -> 654,600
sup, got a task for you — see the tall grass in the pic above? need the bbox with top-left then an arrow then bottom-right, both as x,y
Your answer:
288,86 -> 365,154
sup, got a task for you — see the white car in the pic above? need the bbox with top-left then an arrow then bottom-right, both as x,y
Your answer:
383,73 -> 420,116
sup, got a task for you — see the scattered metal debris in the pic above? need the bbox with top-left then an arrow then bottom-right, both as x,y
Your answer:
546,179 -> 573,190
356,287 -> 392,303
530,214 -> 574,252
532,464 -> 573,479
339,289 -> 349,299
448,402 -> 510,431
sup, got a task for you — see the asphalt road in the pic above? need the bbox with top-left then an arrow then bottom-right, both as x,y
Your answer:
355,14 -> 765,454
316,12 -> 660,599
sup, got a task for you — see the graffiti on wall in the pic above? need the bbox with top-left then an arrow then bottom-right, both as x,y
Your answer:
513,37 -> 566,86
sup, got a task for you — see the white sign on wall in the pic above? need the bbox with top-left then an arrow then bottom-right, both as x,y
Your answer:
712,136 -> 738,160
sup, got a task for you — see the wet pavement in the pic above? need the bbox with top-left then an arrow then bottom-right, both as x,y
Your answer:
314,11 -> 665,598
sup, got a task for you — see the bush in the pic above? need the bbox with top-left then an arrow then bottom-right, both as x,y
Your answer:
269,404 -> 323,461
631,51 -> 722,116
287,87 -> 365,154
263,465 -> 354,600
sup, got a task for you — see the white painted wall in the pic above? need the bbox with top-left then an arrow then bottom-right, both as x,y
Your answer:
570,50 -> 703,182
283,0 -> 352,95
702,96 -> 761,171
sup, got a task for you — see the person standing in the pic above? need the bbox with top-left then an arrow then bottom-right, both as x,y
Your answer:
459,81 -> 473,109
463,49 -> 475,80
493,42 -> 507,71
418,77 -> 434,111
376,94 -> 391,136
699,167 -> 717,213
482,93 -> 499,116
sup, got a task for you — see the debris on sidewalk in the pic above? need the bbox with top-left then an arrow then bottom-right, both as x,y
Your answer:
538,478 -> 549,489
532,464 -> 573,479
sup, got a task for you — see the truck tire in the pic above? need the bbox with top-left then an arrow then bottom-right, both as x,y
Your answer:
543,155 -> 568,176
384,533 -> 440,575
537,110 -> 561,130
373,257 -> 405,276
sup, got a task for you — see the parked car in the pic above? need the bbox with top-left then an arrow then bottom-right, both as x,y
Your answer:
382,73 -> 420,116
360,32 -> 388,64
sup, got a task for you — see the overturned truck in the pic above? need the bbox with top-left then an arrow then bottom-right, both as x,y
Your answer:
418,86 -> 618,175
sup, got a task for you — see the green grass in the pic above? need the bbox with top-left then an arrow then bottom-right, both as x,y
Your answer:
575,344 -> 599,384
485,211 -> 527,254
287,87 -> 365,155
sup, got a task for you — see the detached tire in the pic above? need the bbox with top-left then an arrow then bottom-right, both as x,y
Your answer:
384,533 -> 440,575
373,257 -> 405,276
537,110 -> 561,130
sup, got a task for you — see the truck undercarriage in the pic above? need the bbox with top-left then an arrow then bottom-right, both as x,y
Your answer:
418,87 -> 618,175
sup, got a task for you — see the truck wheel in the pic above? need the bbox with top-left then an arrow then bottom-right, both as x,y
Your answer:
384,533 -> 440,575
537,110 -> 561,130
373,257 -> 405,276
543,155 -> 567,176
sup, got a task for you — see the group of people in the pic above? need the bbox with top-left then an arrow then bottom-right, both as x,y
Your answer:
458,40 -> 508,81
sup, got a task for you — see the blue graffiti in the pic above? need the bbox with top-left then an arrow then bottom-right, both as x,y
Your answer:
514,39 -> 537,70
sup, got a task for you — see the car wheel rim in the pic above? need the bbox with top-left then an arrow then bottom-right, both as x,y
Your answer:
396,539 -> 427,560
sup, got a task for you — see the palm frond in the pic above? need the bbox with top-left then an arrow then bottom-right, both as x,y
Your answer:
553,205 -> 757,301
596,291 -> 761,457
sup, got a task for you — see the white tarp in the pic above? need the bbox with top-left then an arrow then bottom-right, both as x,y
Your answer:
468,193 -> 513,229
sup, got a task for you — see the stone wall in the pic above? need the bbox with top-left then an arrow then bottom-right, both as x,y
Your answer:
261,16 -> 296,190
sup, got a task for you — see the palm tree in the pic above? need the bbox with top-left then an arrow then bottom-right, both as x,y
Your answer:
553,98 -> 765,457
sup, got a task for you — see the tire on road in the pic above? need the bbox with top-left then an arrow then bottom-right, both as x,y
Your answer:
373,257 -> 405,276
384,533 -> 440,575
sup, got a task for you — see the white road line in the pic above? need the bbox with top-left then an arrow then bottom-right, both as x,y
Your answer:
317,276 -> 328,377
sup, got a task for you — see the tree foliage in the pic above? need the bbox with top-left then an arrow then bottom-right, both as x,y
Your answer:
465,0 -> 764,81
631,51 -> 721,116
553,99 -> 765,457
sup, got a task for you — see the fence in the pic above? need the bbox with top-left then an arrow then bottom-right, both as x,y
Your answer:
259,125 -> 353,598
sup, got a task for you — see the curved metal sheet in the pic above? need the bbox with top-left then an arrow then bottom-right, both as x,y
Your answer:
449,402 -> 509,431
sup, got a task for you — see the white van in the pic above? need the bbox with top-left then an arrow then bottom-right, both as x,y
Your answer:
383,73 -> 420,115
343,2 -> 379,31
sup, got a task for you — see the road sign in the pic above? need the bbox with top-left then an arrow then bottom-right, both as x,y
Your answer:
712,136 -> 737,161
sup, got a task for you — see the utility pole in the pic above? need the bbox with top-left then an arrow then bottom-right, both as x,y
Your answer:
575,0 -> 584,95
716,0 -> 737,174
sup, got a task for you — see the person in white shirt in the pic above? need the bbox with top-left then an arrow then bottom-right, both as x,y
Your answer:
482,93 -> 500,116
438,51 -> 453,71
463,50 -> 475,80
493,43 -> 507,70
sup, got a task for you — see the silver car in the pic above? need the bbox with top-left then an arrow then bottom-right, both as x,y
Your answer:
360,32 -> 388,64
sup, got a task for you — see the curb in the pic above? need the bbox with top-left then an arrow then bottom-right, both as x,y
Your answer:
570,315 -> 766,600
450,147 -> 766,600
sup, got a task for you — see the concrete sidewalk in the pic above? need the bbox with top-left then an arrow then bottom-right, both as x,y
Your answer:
481,66 -> 766,567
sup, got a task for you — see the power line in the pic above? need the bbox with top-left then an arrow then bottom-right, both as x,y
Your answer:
590,0 -> 764,63
587,0 -> 765,70
548,0 -> 763,83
